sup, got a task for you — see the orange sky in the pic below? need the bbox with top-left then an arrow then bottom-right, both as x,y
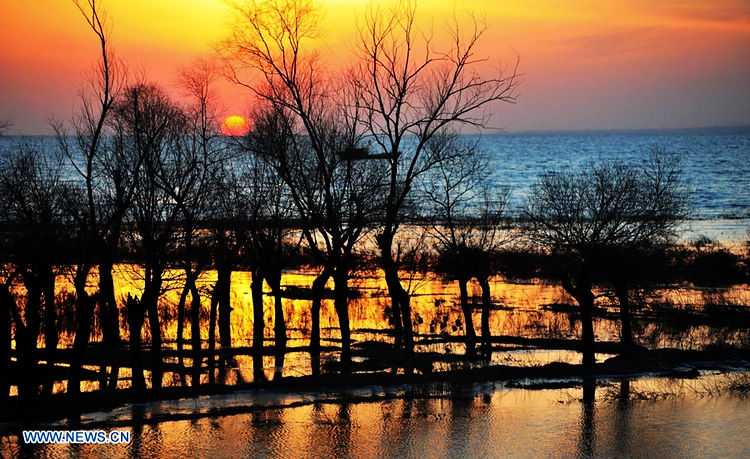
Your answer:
1,0 -> 749,133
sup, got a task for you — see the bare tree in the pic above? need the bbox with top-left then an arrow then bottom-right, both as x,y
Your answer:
523,149 -> 689,367
244,101 -> 384,370
223,1 -> 386,369
53,0 -> 130,394
0,143 -> 70,397
165,59 -> 228,385
602,150 -> 690,347
113,81 -> 185,392
349,1 -> 519,353
421,132 -> 510,356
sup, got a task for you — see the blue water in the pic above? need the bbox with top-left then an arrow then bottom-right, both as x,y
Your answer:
475,129 -> 750,218
2,127 -> 749,242
475,128 -> 750,242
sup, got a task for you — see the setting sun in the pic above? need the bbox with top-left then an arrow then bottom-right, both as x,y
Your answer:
220,115 -> 249,136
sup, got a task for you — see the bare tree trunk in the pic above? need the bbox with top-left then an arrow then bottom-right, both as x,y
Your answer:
251,270 -> 264,351
69,265 -> 92,396
19,273 -> 42,398
458,279 -> 476,356
377,234 -> 407,351
22,272 -> 42,349
146,269 -> 163,391
126,295 -> 146,394
579,296 -> 596,369
333,267 -> 351,370
176,282 -> 189,364
310,267 -> 331,377
1,286 -> 13,403
386,268 -> 411,350
98,259 -> 121,390
99,259 -> 121,346
42,266 -> 57,351
189,280 -> 202,387
310,267 -> 331,352
614,280 -> 633,349
561,276 -> 596,369
274,289 -> 285,347
266,271 -> 286,349
99,262 -> 120,348
217,264 -> 232,349
41,265 -> 57,395
479,277 -> 492,358
251,269 -> 266,383
4,280 -> 36,400
208,284 -> 217,382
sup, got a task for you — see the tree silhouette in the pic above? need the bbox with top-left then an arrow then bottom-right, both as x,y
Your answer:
421,132 -> 510,356
349,1 -> 519,353
54,0 -> 129,394
0,143 -> 70,397
243,102 -> 384,370
242,150 -> 298,351
166,60 -> 228,385
113,81 -> 185,392
524,150 -> 689,367
223,1 -> 386,369
216,120 -> 301,379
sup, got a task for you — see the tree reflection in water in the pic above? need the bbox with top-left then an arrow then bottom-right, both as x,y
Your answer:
578,377 -> 597,457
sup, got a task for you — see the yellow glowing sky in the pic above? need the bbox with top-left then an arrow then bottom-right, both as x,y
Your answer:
1,0 -> 749,133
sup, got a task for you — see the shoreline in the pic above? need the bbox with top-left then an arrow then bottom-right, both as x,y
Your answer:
2,346 -> 748,430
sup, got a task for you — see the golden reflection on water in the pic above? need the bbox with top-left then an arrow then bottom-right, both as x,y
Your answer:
5,373 -> 750,458
7,265 -> 750,394
17,264 -> 749,350
39,265 -> 575,347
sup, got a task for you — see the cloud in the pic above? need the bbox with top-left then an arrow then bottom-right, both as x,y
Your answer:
551,26 -> 691,59
649,0 -> 750,25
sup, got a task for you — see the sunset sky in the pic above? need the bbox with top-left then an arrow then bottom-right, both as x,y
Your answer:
1,0 -> 749,134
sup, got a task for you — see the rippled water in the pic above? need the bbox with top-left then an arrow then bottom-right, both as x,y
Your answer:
477,128 -> 750,242
4,373 -> 749,458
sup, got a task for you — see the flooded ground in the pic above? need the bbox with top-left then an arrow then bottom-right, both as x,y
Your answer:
3,371 -> 749,458
7,265 -> 750,396
32,265 -> 750,349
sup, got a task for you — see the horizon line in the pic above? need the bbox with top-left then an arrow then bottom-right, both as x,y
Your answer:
3,123 -> 749,138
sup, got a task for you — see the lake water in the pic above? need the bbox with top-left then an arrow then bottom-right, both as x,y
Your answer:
2,127 -> 749,243
2,129 -> 750,456
19,265 -> 748,397
477,128 -> 750,243
3,372 -> 749,458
